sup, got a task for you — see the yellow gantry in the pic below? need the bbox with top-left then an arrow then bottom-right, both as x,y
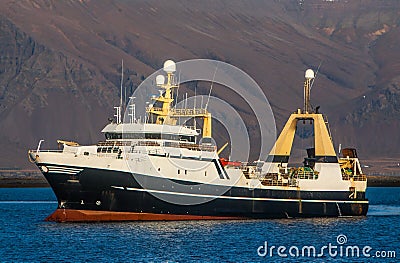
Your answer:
269,113 -> 336,159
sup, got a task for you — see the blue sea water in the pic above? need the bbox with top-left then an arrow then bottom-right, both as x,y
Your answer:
0,187 -> 399,262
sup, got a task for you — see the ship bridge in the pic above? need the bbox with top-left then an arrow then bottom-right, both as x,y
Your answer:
101,122 -> 198,142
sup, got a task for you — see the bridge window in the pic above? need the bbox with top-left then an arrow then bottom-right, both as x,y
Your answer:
145,133 -> 161,139
105,133 -> 122,139
105,132 -> 195,142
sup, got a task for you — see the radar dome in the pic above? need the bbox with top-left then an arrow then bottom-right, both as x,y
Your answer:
156,75 -> 165,85
305,69 -> 315,79
163,60 -> 176,73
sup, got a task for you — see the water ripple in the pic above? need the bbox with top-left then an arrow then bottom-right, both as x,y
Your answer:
368,205 -> 400,216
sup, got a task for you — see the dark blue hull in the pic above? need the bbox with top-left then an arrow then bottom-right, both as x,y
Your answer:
40,164 -> 369,221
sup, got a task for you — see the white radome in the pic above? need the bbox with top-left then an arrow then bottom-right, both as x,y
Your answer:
305,69 -> 315,79
156,75 -> 165,85
163,60 -> 176,73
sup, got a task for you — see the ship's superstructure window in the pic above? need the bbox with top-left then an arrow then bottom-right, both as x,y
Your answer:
105,132 -> 195,142
96,146 -> 121,154
105,133 -> 123,139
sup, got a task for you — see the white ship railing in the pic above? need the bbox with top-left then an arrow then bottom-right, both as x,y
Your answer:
146,107 -> 208,116
29,150 -> 63,153
260,179 -> 298,187
296,171 -> 319,180
342,174 -> 367,181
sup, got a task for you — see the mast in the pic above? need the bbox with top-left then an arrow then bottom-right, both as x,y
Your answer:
146,60 -> 213,138
113,59 -> 124,124
120,59 -> 124,114
303,69 -> 314,114
147,60 -> 177,125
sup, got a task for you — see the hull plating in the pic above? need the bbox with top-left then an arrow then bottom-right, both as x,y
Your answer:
40,164 -> 368,222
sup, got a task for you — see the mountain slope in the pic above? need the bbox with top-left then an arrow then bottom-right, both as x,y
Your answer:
0,0 -> 399,168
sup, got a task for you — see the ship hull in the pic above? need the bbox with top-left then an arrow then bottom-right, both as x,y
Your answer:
40,164 -> 368,222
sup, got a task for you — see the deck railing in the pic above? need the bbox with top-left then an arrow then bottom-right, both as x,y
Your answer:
28,150 -> 63,154
260,179 -> 297,187
342,174 -> 367,181
296,171 -> 319,180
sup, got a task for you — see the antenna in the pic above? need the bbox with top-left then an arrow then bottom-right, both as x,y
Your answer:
128,96 -> 136,123
114,106 -> 121,124
310,61 -> 322,91
124,84 -> 127,108
175,70 -> 181,108
145,101 -> 150,124
120,59 -> 124,109
173,69 -> 180,123
304,69 -> 315,114
117,59 -> 124,124
194,82 -> 197,109
205,65 -> 218,110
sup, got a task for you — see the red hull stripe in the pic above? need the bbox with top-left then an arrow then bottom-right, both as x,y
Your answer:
46,209 -> 246,222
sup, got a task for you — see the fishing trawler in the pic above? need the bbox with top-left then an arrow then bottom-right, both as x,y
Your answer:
28,60 -> 368,222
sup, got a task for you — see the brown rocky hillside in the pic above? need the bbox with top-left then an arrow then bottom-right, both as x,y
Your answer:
0,0 -> 399,168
